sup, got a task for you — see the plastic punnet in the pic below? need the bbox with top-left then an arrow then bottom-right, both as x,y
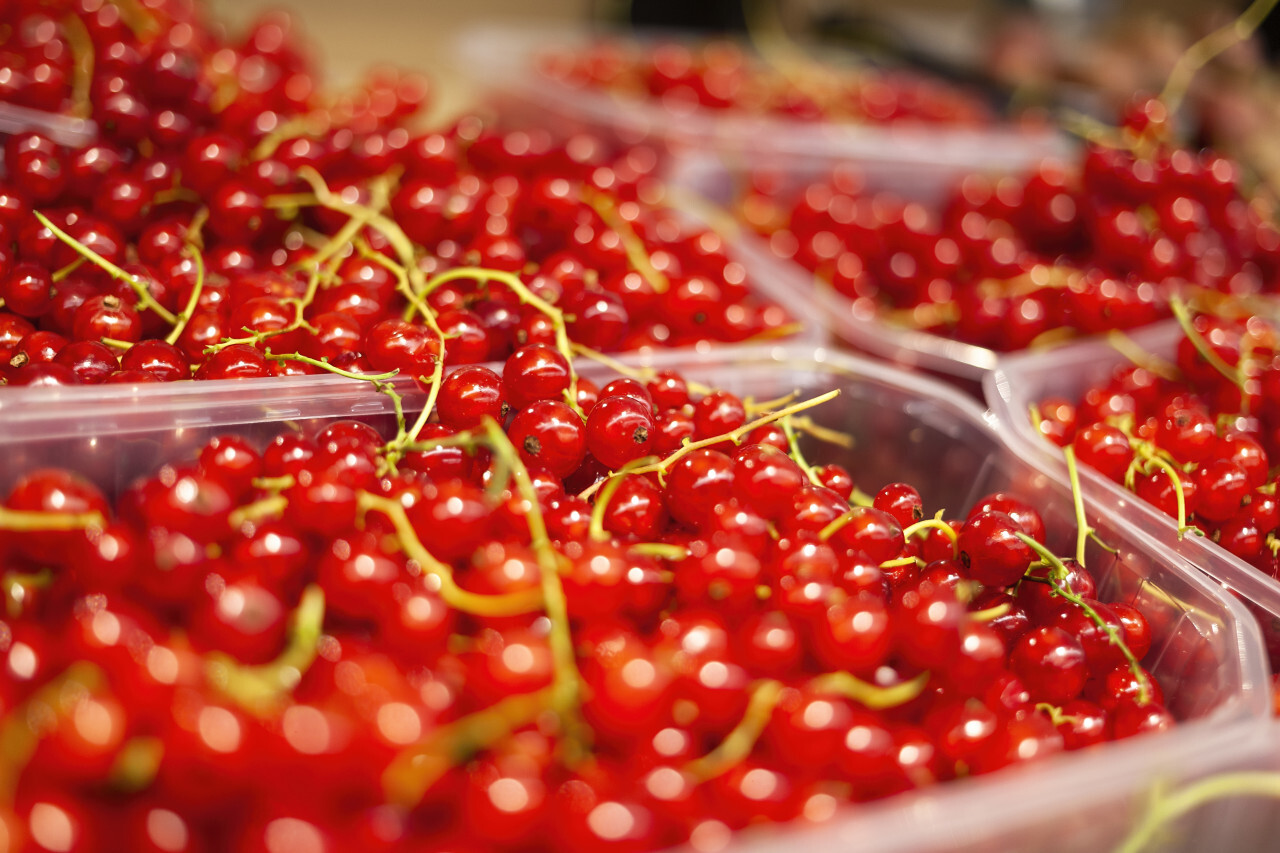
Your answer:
0,196 -> 826,403
0,343 -> 1270,853
0,102 -> 96,148
985,321 -> 1280,670
456,25 -> 1074,184
667,152 -> 1019,384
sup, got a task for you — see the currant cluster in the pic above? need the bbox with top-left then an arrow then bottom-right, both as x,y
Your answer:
536,38 -> 994,125
738,97 -> 1280,351
1033,308 -> 1280,579
0,8 -> 796,388
0,341 -> 1172,851
0,0 -> 423,138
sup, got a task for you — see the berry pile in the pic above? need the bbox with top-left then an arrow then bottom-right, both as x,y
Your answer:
536,38 -> 995,126
0,3 -> 797,388
0,346 -> 1175,852
1033,307 -> 1280,578
735,97 -> 1280,352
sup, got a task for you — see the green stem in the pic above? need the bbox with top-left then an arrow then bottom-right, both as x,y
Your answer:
400,356 -> 445,447
807,669 -> 930,710
382,685 -> 556,807
1035,701 -> 1075,727
629,542 -> 688,561
684,679 -> 784,781
1016,533 -> 1153,704
261,352 -> 398,383
819,507 -> 865,542
1115,772 -> 1280,853
971,601 -> 1012,622
567,341 -> 714,399
357,492 -> 545,617
0,662 -> 105,802
788,415 -> 855,449
587,459 -> 659,541
0,507 -> 104,531
782,413 -> 822,488
3,569 -> 53,618
417,266 -> 583,416
480,419 -> 588,760
1064,445 -> 1092,568
1159,0 -> 1280,115
35,211 -> 178,325
849,487 -> 875,507
205,585 -> 326,717
165,243 -> 206,345
582,189 -> 669,294
581,390 -> 841,501
51,256 -> 85,283
682,669 -> 930,783
108,736 -> 163,792
902,514 -> 958,546
1116,418 -> 1195,537
1106,330 -> 1180,381
288,169 -> 448,360
227,495 -> 287,528
1143,455 -> 1192,535
1169,297 -> 1245,391
61,12 -> 93,119
310,176 -> 392,270
208,265 -> 327,355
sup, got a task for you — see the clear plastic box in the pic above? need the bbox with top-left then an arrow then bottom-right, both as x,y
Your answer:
0,102 -> 96,149
985,321 -> 1280,669
0,343 -> 1272,853
666,152 -> 1010,386
671,152 -> 1235,391
0,197 -> 828,407
456,25 -> 1075,199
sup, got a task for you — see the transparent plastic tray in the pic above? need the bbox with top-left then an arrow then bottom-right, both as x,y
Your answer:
985,321 -> 1280,668
0,102 -> 96,148
0,198 -> 827,408
0,343 -> 1271,853
670,151 -> 1205,390
456,25 -> 1075,193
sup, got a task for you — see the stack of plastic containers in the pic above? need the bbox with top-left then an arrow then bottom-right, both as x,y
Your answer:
5,9 -> 1280,853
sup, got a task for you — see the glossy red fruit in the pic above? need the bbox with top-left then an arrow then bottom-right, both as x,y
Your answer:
586,395 -> 655,469
5,468 -> 110,564
189,574 -> 289,664
503,343 -> 571,409
1071,424 -> 1134,483
664,448 -> 735,529
508,400 -> 586,478
435,365 -> 507,429
957,511 -> 1034,588
1010,625 -> 1088,705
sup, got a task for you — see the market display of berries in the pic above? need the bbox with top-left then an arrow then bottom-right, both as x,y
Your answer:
2,0 -> 1279,849
0,3 -> 800,388
732,98 -> 1280,351
535,38 -> 995,125
1031,306 -> 1280,577
0,343 -> 1177,852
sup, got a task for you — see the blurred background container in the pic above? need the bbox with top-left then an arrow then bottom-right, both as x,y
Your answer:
201,0 -> 1279,176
